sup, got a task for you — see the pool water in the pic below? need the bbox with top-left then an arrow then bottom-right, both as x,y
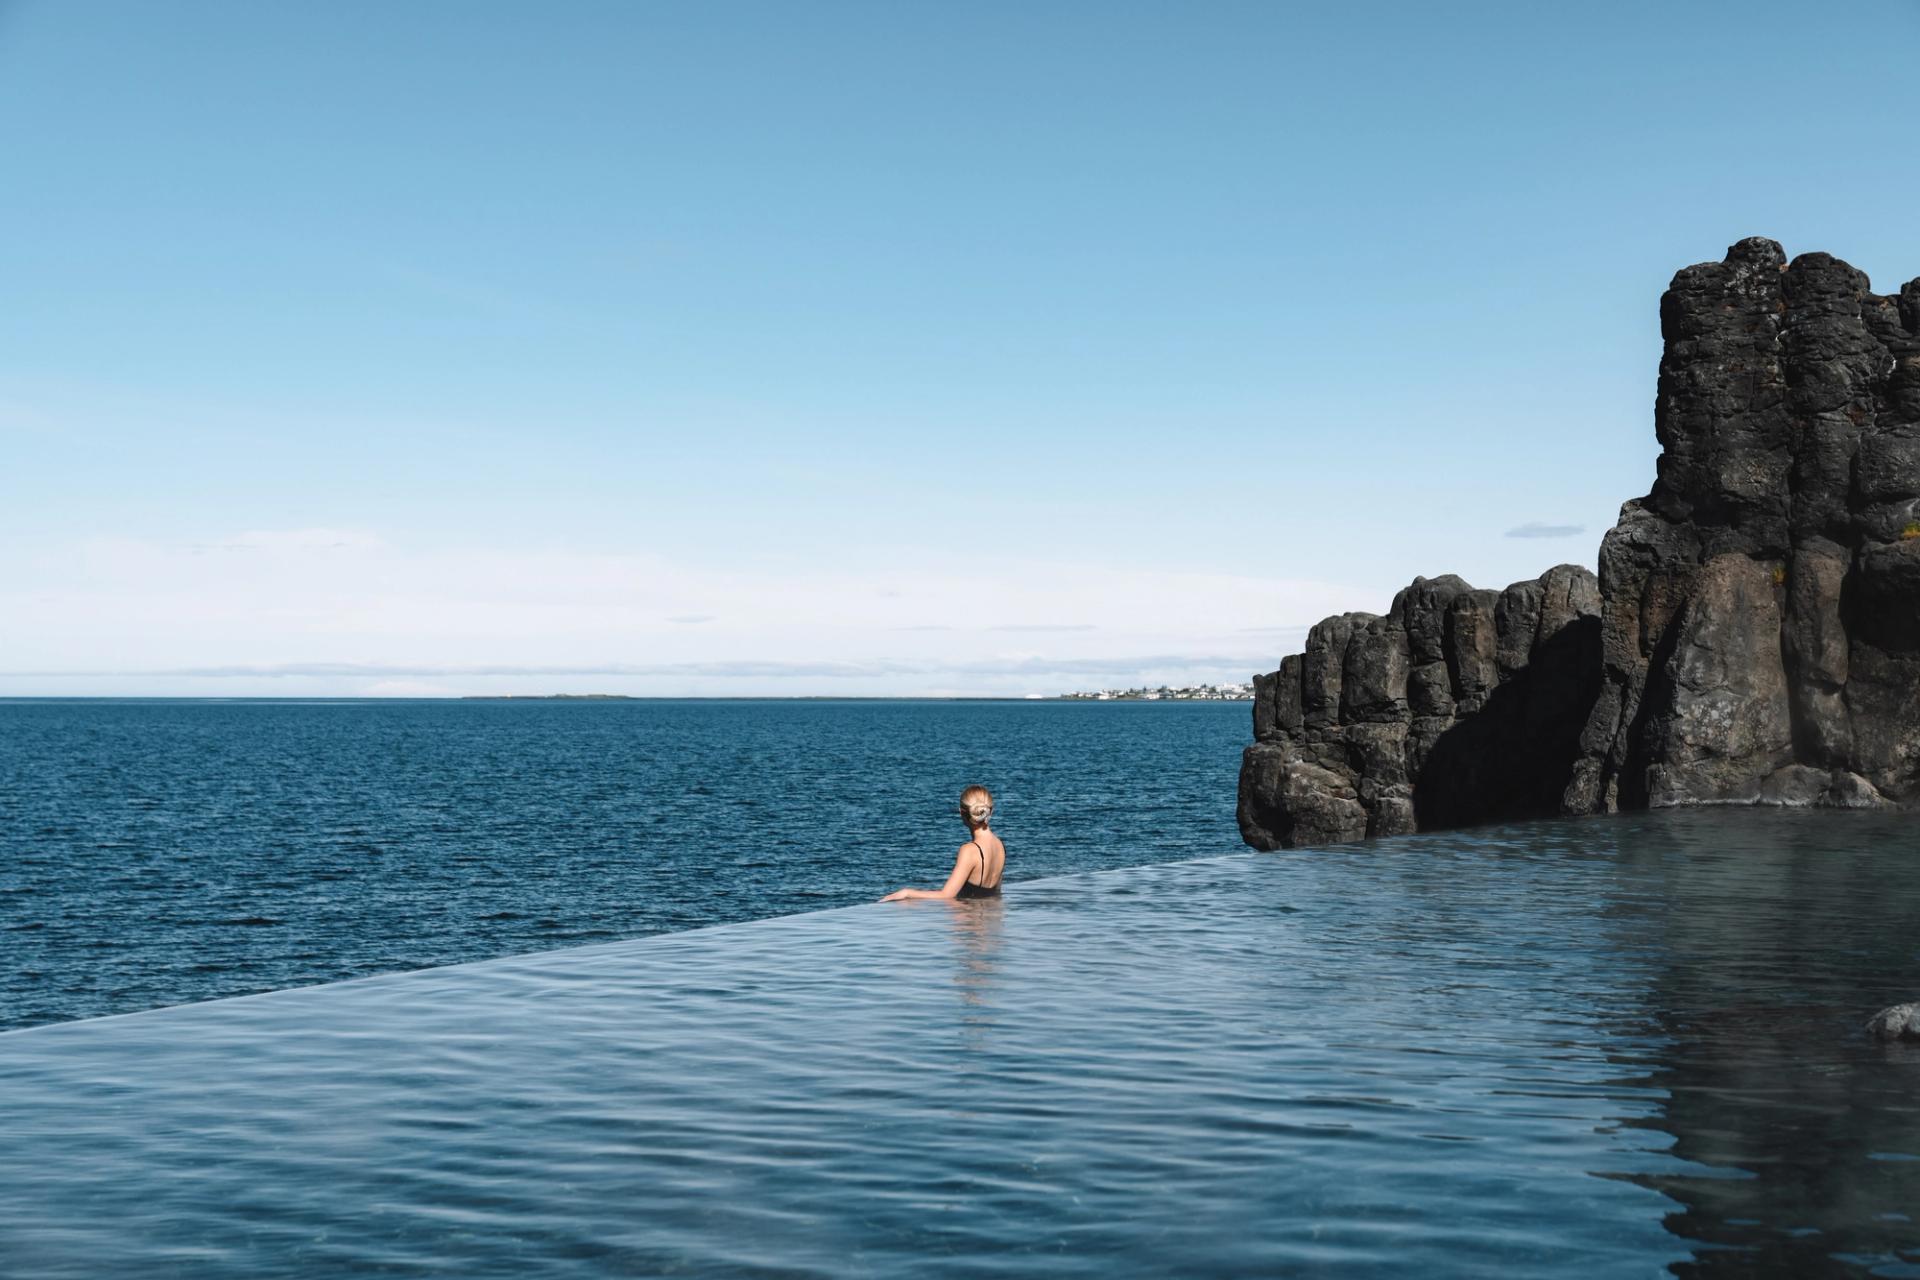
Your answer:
3,808 -> 1917,1276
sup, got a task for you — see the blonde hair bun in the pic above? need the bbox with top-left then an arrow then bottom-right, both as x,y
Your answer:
958,785 -> 994,822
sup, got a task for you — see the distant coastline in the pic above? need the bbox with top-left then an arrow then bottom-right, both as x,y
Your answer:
453,688 -> 1256,702
1060,683 -> 1253,702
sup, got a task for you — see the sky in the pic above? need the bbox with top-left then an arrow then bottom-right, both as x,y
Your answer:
2,0 -> 1917,697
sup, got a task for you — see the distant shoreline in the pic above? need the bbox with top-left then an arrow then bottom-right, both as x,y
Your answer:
455,693 -> 1253,702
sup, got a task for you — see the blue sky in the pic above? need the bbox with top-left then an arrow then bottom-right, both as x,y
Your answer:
3,1 -> 1917,696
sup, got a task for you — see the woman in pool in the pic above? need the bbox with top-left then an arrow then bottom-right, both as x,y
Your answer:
880,785 -> 1004,902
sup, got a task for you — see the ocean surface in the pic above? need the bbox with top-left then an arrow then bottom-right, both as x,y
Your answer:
4,700 -> 1920,1276
1,698 -> 1247,1030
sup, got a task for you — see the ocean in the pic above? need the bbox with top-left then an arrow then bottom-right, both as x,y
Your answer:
0,697 -> 1247,1030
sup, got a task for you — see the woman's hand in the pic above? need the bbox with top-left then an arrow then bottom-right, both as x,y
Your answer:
879,889 -> 913,903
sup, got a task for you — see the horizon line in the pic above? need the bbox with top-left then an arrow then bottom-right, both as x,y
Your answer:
0,692 -> 1255,702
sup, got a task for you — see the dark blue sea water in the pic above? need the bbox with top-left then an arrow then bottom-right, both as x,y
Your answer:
5,699 -> 1920,1276
0,698 -> 1247,1030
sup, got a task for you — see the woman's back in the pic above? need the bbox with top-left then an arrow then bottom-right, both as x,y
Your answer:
957,832 -> 1004,898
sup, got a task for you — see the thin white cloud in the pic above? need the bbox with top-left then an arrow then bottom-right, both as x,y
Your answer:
358,679 -> 460,698
987,623 -> 1096,633
0,528 -> 1378,695
187,529 -> 382,554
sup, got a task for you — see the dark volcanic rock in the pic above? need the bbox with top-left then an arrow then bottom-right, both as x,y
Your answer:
1237,566 -> 1602,851
1580,239 -> 1920,813
1239,239 -> 1920,849
1866,1003 -> 1920,1041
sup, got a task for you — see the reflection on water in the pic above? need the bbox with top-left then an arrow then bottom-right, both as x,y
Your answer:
1605,811 -> 1920,1277
942,897 -> 1004,1015
1,810 -> 1917,1276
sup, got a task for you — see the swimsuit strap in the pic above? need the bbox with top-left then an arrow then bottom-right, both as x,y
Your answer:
965,839 -> 999,887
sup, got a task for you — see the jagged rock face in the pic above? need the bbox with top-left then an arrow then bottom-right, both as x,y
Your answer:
1239,238 -> 1920,850
1579,238 -> 1920,812
1238,566 -> 1602,850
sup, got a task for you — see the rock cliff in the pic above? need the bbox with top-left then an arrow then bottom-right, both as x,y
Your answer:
1240,239 -> 1920,850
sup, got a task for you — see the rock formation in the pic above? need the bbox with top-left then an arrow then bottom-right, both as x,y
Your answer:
1866,1003 -> 1920,1042
1576,238 -> 1920,813
1240,239 -> 1920,850
1238,566 -> 1604,848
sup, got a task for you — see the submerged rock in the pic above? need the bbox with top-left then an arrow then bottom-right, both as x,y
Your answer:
1240,239 -> 1920,849
1865,1003 -> 1920,1041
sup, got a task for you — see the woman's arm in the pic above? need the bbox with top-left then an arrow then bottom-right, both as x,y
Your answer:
879,844 -> 981,902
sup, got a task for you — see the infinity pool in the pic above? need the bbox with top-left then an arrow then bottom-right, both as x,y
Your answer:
3,810 -> 1917,1276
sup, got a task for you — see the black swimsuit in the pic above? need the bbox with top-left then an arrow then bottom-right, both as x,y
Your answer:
955,840 -> 1002,899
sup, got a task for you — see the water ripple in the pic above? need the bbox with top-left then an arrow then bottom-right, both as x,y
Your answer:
4,703 -> 1920,1273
